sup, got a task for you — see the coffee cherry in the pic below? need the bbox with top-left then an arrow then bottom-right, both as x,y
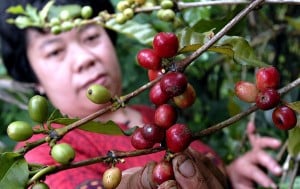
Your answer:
173,83 -> 196,108
160,72 -> 188,97
166,123 -> 192,153
235,81 -> 259,103
149,82 -> 170,106
256,66 -> 280,91
7,121 -> 33,142
116,1 -> 130,12
51,143 -> 75,165
137,49 -> 162,70
152,160 -> 174,185
28,95 -> 49,123
141,123 -> 165,143
115,13 -> 127,24
131,128 -> 155,149
272,105 -> 297,130
59,10 -> 71,21
157,9 -> 176,22
123,8 -> 134,20
31,182 -> 49,189
86,84 -> 111,104
148,69 -> 164,81
102,167 -> 122,189
153,32 -> 179,58
154,104 -> 177,129
255,88 -> 280,110
160,0 -> 174,9
81,6 -> 93,19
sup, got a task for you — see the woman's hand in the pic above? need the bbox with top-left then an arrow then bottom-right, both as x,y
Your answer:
118,148 -> 228,189
226,121 -> 283,189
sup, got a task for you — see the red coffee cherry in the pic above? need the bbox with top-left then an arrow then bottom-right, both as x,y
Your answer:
235,81 -> 259,103
137,48 -> 162,70
256,66 -> 280,91
160,72 -> 188,97
141,123 -> 165,143
154,104 -> 177,129
173,83 -> 196,108
131,128 -> 155,149
153,32 -> 179,58
152,160 -> 174,185
255,88 -> 281,110
166,123 -> 192,153
149,82 -> 170,106
272,105 -> 297,130
148,69 -> 164,81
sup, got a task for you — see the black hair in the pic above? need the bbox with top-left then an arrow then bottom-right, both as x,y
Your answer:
0,0 -> 116,83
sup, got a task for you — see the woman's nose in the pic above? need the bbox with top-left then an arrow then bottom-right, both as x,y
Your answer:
72,45 -> 96,73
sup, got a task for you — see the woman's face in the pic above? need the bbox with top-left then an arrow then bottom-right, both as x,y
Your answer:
26,24 -> 121,118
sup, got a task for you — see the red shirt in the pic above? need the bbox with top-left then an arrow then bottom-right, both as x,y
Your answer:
16,105 -> 221,188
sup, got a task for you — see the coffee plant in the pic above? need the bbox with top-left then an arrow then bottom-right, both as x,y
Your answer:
0,0 -> 300,188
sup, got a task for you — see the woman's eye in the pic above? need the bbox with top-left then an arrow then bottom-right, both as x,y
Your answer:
46,48 -> 63,58
85,34 -> 100,43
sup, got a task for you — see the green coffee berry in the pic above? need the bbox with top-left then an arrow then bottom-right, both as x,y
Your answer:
28,95 -> 49,123
7,121 -> 33,142
160,0 -> 174,9
59,10 -> 71,21
86,84 -> 112,104
81,6 -> 93,19
123,8 -> 134,20
51,143 -> 75,165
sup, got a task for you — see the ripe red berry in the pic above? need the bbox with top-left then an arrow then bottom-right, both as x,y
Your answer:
148,69 -> 164,81
272,105 -> 297,130
255,88 -> 281,110
235,81 -> 259,103
153,32 -> 179,58
141,123 -> 165,143
166,123 -> 192,153
131,128 -> 155,149
154,104 -> 177,129
137,48 -> 162,70
152,160 -> 174,185
256,66 -> 280,91
173,83 -> 196,108
149,82 -> 170,106
160,72 -> 188,97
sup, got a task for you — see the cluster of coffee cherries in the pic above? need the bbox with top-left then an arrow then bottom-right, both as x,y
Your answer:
131,32 -> 197,186
48,5 -> 93,34
235,66 -> 298,130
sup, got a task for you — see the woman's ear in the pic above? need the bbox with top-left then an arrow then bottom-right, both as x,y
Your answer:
35,84 -> 45,95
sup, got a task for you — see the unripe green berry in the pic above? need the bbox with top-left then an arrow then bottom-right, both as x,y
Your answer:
160,9 -> 175,22
49,17 -> 60,27
74,18 -> 83,27
31,182 -> 49,189
117,1 -> 130,12
102,167 -> 122,189
7,121 -> 33,142
86,84 -> 112,104
160,0 -> 174,9
115,13 -> 127,24
81,6 -> 93,19
28,95 -> 49,123
61,21 -> 74,31
59,10 -> 71,21
51,143 -> 75,165
123,8 -> 134,20
51,25 -> 62,35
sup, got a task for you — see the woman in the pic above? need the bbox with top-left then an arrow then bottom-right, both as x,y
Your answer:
0,0 -> 282,188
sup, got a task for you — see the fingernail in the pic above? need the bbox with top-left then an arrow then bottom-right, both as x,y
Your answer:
179,159 -> 195,178
274,166 -> 282,174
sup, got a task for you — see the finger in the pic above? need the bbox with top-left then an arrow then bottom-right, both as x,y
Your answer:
242,163 -> 278,189
247,121 -> 258,145
119,161 -> 157,189
158,180 -> 180,189
255,150 -> 282,176
172,153 -> 225,189
252,137 -> 282,149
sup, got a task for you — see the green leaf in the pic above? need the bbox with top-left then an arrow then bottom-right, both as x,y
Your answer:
288,127 -> 300,157
39,0 -> 55,24
286,101 -> 300,114
285,16 -> 300,31
177,28 -> 268,67
105,19 -> 157,45
0,152 -> 29,189
51,118 -> 124,135
6,5 -> 25,14
25,4 -> 41,23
